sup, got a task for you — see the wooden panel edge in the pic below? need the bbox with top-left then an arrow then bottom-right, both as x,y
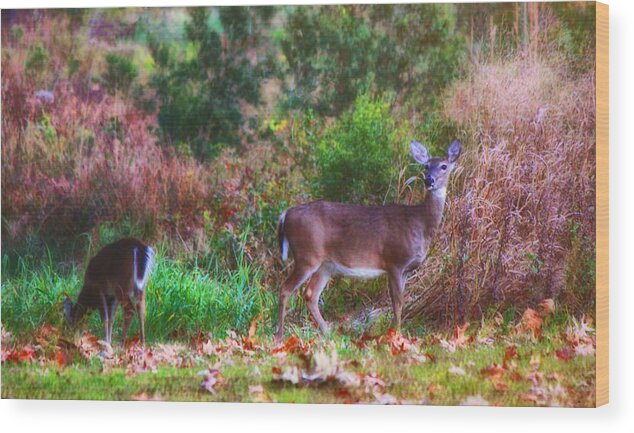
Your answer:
595,0 -> 609,408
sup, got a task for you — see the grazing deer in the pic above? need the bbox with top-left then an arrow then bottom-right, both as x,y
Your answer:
63,238 -> 156,345
275,140 -> 462,342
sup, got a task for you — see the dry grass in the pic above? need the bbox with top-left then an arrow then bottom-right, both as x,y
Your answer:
406,57 -> 596,324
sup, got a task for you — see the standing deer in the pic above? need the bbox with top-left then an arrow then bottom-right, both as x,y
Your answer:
63,238 -> 156,345
275,139 -> 462,342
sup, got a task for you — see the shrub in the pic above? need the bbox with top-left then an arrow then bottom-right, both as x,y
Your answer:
102,52 -> 138,95
25,43 -> 49,81
308,94 -> 406,204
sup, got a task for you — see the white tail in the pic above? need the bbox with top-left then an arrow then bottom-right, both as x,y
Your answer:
275,140 -> 462,342
133,246 -> 156,294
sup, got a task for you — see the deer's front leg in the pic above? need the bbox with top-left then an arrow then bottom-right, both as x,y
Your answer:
388,269 -> 405,330
275,264 -> 317,343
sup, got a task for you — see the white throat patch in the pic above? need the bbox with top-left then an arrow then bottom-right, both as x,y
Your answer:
431,187 -> 447,200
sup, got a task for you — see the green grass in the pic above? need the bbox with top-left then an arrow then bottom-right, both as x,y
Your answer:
1,248 -> 275,342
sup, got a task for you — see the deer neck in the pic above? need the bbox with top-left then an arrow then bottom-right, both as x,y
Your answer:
419,187 -> 447,237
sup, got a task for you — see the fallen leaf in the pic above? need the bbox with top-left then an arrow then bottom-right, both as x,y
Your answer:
55,348 -> 73,367
461,395 -> 489,406
574,343 -> 595,357
448,364 -> 467,376
480,363 -> 506,379
504,345 -> 518,361
373,390 -> 398,405
555,347 -> 575,361
271,335 -> 310,355
200,368 -> 224,394
133,392 -> 164,401
17,345 -> 37,363
493,380 -> 508,391
520,308 -> 543,337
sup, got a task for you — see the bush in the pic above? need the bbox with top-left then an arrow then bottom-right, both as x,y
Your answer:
308,94 -> 405,204
102,52 -> 138,95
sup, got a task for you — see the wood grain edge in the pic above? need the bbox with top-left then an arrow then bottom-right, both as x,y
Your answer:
595,0 -> 609,408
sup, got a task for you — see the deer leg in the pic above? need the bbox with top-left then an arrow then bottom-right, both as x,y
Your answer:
121,305 -> 134,345
107,297 -> 118,344
275,264 -> 317,343
303,266 -> 332,335
135,294 -> 146,346
100,293 -> 110,344
388,269 -> 405,330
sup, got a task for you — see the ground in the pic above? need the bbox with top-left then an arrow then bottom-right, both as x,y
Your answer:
1,306 -> 596,406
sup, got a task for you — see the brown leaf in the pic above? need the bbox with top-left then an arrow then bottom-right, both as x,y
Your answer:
480,363 -> 506,379
271,335 -> 310,355
493,380 -> 508,391
504,345 -> 518,361
384,329 -> 416,355
133,392 -> 164,401
17,344 -> 37,363
509,371 -> 524,382
520,308 -> 543,337
55,348 -> 73,367
555,347 -> 575,361
520,392 -> 541,404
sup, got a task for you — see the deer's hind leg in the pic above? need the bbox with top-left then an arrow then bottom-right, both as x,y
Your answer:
275,263 -> 319,343
303,266 -> 332,334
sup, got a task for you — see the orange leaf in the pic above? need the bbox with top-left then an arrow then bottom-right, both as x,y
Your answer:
493,380 -> 509,391
504,345 -> 518,361
17,345 -> 37,363
480,363 -> 506,379
520,308 -> 543,337
55,348 -> 73,367
555,347 -> 575,361
271,335 -> 310,355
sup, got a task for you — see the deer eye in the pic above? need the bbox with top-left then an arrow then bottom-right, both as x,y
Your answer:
441,164 -> 447,170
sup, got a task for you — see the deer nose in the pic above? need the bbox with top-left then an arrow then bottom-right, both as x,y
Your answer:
424,175 -> 435,188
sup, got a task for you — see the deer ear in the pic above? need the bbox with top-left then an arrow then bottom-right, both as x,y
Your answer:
410,140 -> 430,165
447,139 -> 462,163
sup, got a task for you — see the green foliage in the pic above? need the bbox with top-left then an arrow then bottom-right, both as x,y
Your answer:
280,4 -> 465,116
102,52 -> 138,95
25,43 -> 48,79
551,2 -> 596,74
308,94 -> 404,204
281,6 -> 374,116
149,7 -> 273,159
10,25 -> 24,43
